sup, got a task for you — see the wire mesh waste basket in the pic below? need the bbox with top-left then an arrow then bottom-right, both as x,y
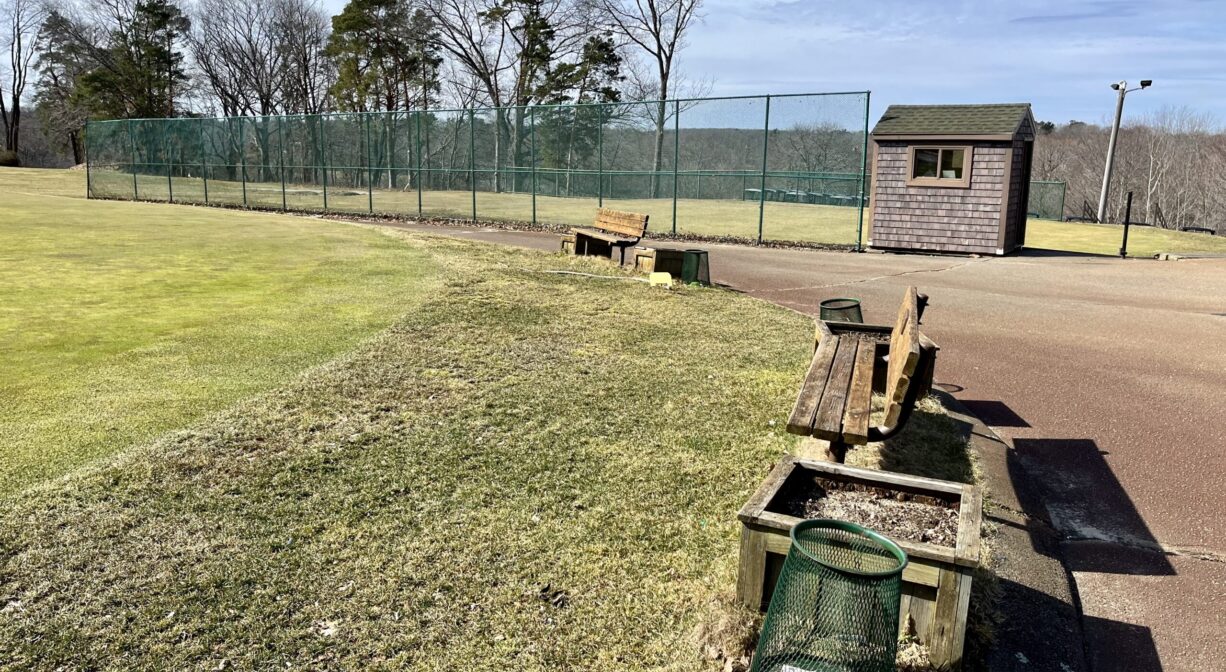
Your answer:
750,520 -> 907,672
819,298 -> 862,323
681,249 -> 710,285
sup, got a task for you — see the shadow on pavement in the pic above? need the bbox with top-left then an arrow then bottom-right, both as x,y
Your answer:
1018,247 -> 1120,259
1009,438 -> 1174,576
1082,616 -> 1164,672
959,399 -> 1031,428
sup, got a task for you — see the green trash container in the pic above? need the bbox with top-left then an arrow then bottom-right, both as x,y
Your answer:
819,298 -> 862,323
680,249 -> 710,285
750,520 -> 907,672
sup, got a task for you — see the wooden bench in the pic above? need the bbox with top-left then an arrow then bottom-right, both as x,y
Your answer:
568,208 -> 649,265
786,286 -> 938,462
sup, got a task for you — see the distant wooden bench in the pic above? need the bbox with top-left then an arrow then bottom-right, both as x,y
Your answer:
567,208 -> 649,265
786,286 -> 938,462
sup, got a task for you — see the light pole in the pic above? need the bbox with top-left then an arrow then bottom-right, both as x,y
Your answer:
1096,79 -> 1151,223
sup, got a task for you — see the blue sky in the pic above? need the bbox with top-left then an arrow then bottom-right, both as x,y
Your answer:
321,0 -> 1226,126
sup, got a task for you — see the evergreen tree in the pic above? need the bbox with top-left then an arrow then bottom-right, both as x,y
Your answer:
77,0 -> 191,119
326,0 -> 441,113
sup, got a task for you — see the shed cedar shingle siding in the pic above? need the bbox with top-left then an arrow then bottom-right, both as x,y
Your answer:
868,103 -> 1035,255
871,142 -> 1010,254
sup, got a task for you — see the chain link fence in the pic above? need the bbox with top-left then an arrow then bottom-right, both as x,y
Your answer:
1027,180 -> 1066,221
85,92 -> 873,247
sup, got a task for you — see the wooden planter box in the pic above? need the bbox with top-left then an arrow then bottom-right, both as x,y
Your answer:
737,456 -> 982,670
632,246 -> 686,276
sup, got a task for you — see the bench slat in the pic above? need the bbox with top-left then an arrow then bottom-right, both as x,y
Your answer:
812,337 -> 858,442
786,335 -> 840,435
884,287 -> 922,427
570,227 -> 636,244
841,338 -> 876,444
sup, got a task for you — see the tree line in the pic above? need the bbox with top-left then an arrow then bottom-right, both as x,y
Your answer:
1,0 -> 704,178
1034,108 -> 1225,232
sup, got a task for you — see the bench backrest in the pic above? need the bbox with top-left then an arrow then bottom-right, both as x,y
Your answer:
883,286 -> 922,427
594,208 -> 649,238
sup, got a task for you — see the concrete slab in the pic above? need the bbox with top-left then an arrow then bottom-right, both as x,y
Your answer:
1067,541 -> 1226,672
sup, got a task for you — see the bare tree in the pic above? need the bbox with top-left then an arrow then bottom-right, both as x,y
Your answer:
189,0 -> 285,118
1,0 -> 46,153
275,0 -> 333,115
593,0 -> 702,196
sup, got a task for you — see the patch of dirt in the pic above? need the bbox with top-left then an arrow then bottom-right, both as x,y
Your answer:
776,477 -> 960,547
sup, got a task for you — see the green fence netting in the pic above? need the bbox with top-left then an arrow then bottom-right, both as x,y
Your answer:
84,92 -> 874,247
1028,180 -> 1066,220
751,520 -> 907,672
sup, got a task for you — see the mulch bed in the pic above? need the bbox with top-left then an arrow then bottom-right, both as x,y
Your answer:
776,477 -> 960,547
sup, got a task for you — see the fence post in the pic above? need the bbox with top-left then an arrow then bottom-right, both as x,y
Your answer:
415,112 -> 423,217
1119,191 -> 1134,258
597,107 -> 604,207
84,123 -> 92,198
672,99 -> 680,234
758,95 -> 771,243
239,119 -> 248,207
855,91 -> 871,252
320,115 -> 328,211
470,108 -> 477,221
365,113 -> 374,214
278,116 -> 287,210
530,105 -> 537,225
166,122 -> 174,202
199,119 -> 209,204
128,119 -> 138,200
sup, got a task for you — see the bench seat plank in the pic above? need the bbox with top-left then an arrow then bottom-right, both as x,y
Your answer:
570,226 -> 637,244
786,335 -> 840,435
812,336 -> 858,442
841,338 -> 876,444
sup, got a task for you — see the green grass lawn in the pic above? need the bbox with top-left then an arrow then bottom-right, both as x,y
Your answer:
0,167 -> 438,495
0,167 -> 986,669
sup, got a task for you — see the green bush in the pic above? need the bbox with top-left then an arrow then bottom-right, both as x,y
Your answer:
0,150 -> 19,167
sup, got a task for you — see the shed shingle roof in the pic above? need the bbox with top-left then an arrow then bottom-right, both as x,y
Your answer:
872,104 -> 1031,136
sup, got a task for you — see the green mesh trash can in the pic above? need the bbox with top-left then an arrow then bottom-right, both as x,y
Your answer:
750,520 -> 907,672
819,298 -> 862,323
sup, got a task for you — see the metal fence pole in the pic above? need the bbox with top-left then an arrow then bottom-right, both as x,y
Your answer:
320,115 -> 328,211
278,116 -> 287,210
199,119 -> 210,204
128,119 -> 138,200
85,123 -> 92,198
530,105 -> 537,225
415,112 -> 423,216
758,95 -> 771,243
855,91 -> 871,251
365,113 -> 374,213
166,122 -> 174,202
1059,181 -> 1066,220
469,108 -> 477,221
239,119 -> 248,207
672,99 -> 680,234
597,108 -> 604,207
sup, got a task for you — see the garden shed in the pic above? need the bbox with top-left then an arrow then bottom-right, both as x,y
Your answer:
867,103 -> 1036,255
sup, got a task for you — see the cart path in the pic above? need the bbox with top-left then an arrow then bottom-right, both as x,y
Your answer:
373,221 -> 1226,672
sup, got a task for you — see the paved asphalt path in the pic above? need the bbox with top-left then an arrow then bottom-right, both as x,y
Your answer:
379,222 -> 1226,671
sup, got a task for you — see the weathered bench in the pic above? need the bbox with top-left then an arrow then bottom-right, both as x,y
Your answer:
568,208 -> 649,265
786,286 -> 937,462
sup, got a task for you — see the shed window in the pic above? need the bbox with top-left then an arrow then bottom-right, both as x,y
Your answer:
908,146 -> 972,187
